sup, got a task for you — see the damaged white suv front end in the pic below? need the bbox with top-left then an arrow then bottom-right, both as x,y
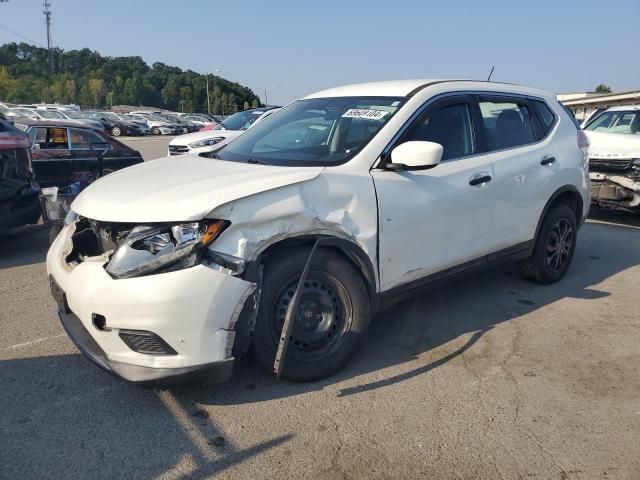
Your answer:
583,106 -> 640,212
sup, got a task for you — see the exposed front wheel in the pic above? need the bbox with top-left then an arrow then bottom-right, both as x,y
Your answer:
111,126 -> 121,137
252,247 -> 370,382
521,204 -> 577,284
151,127 -> 161,135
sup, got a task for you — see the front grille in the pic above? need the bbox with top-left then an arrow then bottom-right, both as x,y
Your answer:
589,158 -> 633,172
169,145 -> 189,155
119,330 -> 178,355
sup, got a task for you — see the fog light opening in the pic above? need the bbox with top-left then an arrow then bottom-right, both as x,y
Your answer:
92,313 -> 109,331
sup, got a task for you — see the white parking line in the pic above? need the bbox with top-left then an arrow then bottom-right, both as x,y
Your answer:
5,334 -> 66,350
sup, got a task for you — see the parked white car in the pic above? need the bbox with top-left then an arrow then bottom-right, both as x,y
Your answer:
125,113 -> 177,135
582,105 -> 640,212
47,80 -> 589,385
168,107 -> 279,156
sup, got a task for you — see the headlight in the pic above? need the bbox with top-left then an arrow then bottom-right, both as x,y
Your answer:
190,137 -> 225,148
106,220 -> 229,279
632,158 -> 640,168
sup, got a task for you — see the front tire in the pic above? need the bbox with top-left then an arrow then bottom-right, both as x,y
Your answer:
252,247 -> 370,382
151,127 -> 161,135
521,204 -> 577,284
111,126 -> 121,137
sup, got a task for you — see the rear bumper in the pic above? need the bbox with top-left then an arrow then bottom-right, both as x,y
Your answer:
59,309 -> 234,386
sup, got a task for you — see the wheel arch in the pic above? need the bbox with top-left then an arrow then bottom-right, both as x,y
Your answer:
534,185 -> 584,242
250,234 -> 378,308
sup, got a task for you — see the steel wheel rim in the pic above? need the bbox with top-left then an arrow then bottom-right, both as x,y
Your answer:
546,218 -> 573,273
271,273 -> 352,362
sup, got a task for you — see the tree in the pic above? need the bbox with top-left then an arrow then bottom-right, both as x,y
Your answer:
595,84 -> 612,93
0,42 -> 259,112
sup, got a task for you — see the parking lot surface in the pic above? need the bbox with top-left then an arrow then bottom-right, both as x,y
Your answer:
120,135 -> 175,161
1,208 -> 639,479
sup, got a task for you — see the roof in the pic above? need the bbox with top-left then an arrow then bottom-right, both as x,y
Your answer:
11,118 -> 102,131
304,79 -> 553,99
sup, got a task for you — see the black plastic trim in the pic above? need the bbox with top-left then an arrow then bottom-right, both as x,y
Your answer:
378,240 -> 534,306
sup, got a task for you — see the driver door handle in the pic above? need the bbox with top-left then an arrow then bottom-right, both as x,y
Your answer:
540,156 -> 556,166
469,173 -> 492,186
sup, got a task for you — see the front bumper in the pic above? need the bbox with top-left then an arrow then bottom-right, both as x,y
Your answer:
46,224 -> 255,385
58,309 -> 234,386
589,172 -> 640,210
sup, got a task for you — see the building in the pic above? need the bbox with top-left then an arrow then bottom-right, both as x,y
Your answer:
558,90 -> 640,122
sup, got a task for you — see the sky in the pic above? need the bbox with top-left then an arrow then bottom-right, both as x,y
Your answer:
0,0 -> 638,105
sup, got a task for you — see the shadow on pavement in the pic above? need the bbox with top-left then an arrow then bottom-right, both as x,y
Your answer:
0,225 -> 50,269
1,211 -> 639,478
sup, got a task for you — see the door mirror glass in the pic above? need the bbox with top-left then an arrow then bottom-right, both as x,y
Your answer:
390,141 -> 443,170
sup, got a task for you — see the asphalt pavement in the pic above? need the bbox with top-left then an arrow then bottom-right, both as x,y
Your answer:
1,207 -> 639,479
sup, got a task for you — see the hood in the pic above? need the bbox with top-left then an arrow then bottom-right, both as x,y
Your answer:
71,155 -> 323,223
169,129 -> 241,146
584,131 -> 640,159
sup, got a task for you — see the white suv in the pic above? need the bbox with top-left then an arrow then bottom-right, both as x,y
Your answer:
47,80 -> 590,385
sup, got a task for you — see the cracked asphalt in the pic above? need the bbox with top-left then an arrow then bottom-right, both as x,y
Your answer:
1,139 -> 639,479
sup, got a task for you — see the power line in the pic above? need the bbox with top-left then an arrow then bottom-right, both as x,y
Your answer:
0,23 -> 47,47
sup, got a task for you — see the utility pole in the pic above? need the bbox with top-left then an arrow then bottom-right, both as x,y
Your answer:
43,0 -> 53,68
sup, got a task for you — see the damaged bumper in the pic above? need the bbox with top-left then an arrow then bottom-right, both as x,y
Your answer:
46,224 -> 256,385
589,172 -> 640,210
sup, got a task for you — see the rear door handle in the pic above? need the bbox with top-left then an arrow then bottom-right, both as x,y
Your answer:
469,174 -> 492,186
540,156 -> 556,166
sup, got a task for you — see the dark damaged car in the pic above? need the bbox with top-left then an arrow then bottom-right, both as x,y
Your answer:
0,118 -> 41,232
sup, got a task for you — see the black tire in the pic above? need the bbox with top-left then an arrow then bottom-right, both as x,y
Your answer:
49,224 -> 63,244
521,204 -> 577,284
251,247 -> 370,382
151,127 -> 161,135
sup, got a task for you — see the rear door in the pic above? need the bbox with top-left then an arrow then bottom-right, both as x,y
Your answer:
372,95 -> 496,291
29,126 -> 73,187
476,95 -> 561,250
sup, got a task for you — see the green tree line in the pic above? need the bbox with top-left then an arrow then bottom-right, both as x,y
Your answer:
0,42 -> 261,114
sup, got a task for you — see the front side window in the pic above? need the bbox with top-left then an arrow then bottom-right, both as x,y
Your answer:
584,111 -> 640,134
69,128 -> 103,150
32,127 -> 69,149
216,97 -> 405,166
479,100 -> 536,150
38,110 -> 65,119
400,102 -> 475,160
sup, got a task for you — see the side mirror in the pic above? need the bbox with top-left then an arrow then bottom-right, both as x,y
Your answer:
389,141 -> 443,171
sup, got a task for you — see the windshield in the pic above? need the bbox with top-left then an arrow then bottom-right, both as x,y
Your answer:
585,110 -> 640,134
216,109 -> 270,131
38,110 -> 65,119
216,97 -> 405,166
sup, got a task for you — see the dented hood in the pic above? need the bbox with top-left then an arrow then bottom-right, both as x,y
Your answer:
71,155 -> 323,222
585,131 -> 640,159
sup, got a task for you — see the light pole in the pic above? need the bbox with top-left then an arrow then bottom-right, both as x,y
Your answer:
264,86 -> 276,106
205,68 -> 221,114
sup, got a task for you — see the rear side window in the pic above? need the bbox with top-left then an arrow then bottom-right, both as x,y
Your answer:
479,99 -> 536,151
532,100 -> 556,135
401,102 -> 475,160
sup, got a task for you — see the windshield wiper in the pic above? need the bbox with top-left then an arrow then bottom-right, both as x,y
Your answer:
246,158 -> 267,165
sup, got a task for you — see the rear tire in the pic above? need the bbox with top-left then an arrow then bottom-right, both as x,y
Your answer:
521,204 -> 577,284
251,247 -> 370,382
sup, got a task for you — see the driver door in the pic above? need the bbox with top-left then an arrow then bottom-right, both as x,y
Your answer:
371,95 -> 496,292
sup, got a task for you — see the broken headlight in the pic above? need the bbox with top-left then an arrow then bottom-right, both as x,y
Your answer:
106,220 -> 229,279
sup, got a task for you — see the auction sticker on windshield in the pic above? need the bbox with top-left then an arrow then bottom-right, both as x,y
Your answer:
342,109 -> 388,120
